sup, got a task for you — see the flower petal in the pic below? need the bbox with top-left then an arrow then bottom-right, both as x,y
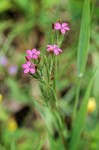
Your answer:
62,23 -> 68,27
47,48 -> 51,52
29,68 -> 35,74
58,48 -> 62,52
47,47 -> 54,52
26,55 -> 31,59
31,64 -> 35,67
61,29 -> 66,34
24,68 -> 29,74
54,50 -> 59,55
35,51 -> 40,55
26,50 -> 32,55
47,45 -> 53,48
32,48 -> 36,53
22,64 -> 28,69
64,27 -> 70,30
26,61 -> 31,66
54,23 -> 61,30
33,55 -> 38,59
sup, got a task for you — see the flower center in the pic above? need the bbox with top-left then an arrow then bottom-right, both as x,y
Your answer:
32,52 -> 35,56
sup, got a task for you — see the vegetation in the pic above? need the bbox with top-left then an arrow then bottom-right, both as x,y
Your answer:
0,0 -> 99,150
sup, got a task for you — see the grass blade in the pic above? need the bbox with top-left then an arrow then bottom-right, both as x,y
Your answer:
70,70 -> 96,150
77,0 -> 90,77
34,135 -> 46,150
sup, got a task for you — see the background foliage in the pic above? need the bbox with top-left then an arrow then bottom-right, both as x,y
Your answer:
0,0 -> 99,150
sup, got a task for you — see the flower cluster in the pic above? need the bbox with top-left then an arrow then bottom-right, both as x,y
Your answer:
22,21 -> 70,74
26,49 -> 40,60
54,22 -> 70,34
47,45 -> 62,55
22,61 -> 36,74
22,48 -> 40,74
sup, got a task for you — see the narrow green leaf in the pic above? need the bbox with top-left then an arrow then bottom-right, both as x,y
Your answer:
70,70 -> 96,150
0,0 -> 12,12
33,100 -> 58,134
11,135 -> 16,150
48,134 -> 65,150
77,0 -> 90,77
93,52 -> 99,98
33,135 -> 46,150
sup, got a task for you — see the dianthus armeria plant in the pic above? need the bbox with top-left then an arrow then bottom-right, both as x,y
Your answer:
22,1 -> 94,148
22,20 -> 70,149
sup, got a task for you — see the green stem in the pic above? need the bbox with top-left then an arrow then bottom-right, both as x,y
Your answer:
40,78 -> 68,149
51,108 -> 68,150
41,79 -> 58,104
11,133 -> 16,150
54,56 -> 57,92
53,56 -> 59,107
53,57 -> 55,91
0,122 -> 2,145
72,77 -> 81,123
90,0 -> 96,20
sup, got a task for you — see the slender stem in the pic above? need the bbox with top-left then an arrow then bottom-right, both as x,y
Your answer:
53,56 -> 59,107
53,31 -> 58,93
41,79 -> 58,103
54,56 -> 57,93
51,108 -> 68,150
72,77 -> 81,123
41,78 -> 68,149
0,122 -> 2,145
11,133 -> 16,150
90,0 -> 96,20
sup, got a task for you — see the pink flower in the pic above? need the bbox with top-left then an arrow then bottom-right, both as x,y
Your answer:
26,48 -> 40,60
54,22 -> 70,34
47,45 -> 62,55
22,61 -> 36,74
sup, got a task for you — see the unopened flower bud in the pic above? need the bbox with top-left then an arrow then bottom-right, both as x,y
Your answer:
87,97 -> 96,113
25,56 -> 29,61
7,118 -> 18,132
58,19 -> 61,23
52,23 -> 54,29
0,94 -> 3,103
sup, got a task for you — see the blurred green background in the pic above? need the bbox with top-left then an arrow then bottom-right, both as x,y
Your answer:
0,0 -> 99,150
